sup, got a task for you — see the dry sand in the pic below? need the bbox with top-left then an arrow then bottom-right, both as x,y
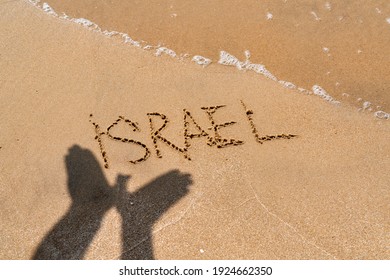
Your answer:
0,1 -> 389,259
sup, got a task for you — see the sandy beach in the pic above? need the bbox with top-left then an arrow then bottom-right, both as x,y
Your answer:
0,1 -> 389,260
42,0 -> 390,112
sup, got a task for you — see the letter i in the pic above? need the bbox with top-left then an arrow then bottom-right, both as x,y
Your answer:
89,114 -> 109,168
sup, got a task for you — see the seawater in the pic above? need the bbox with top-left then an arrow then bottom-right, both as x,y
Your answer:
27,0 -> 389,120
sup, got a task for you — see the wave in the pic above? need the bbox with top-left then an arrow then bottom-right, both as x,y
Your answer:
27,0 -> 389,120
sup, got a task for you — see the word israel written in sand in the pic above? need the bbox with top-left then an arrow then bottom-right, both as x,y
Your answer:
90,101 -> 297,168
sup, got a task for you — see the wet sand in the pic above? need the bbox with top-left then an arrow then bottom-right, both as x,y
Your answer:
0,1 -> 389,259
44,0 -> 390,111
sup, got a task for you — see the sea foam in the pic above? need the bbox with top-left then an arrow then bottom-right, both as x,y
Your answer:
218,50 -> 277,81
27,0 -> 389,120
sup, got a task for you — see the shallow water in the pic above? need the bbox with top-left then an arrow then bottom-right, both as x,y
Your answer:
30,0 -> 390,118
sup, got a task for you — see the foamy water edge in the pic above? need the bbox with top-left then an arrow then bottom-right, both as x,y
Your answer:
27,0 -> 389,120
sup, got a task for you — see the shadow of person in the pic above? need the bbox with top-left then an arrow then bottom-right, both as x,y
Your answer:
33,145 -> 192,260
33,145 -> 127,259
116,170 -> 192,259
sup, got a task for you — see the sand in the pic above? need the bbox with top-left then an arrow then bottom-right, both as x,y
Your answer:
42,0 -> 390,112
0,1 -> 389,260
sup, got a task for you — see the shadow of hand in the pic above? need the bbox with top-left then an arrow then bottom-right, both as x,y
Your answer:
34,145 -> 192,260
34,145 -> 120,259
116,169 -> 192,259
66,145 -> 118,211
